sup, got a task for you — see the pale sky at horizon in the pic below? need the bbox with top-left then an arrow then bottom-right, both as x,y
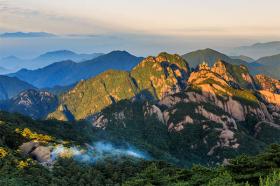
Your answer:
1,0 -> 280,38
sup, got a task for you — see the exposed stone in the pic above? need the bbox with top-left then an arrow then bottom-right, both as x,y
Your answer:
19,142 -> 51,163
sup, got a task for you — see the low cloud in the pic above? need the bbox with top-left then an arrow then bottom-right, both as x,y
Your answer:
51,141 -> 151,164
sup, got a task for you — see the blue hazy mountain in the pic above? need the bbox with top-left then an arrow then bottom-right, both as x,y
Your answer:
0,89 -> 58,119
230,41 -> 280,59
230,55 -> 255,63
0,66 -> 8,74
0,32 -> 56,38
250,53 -> 280,79
0,50 -> 104,72
9,51 -> 143,88
0,75 -> 36,100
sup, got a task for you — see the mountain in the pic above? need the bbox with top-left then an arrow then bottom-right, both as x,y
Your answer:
182,48 -> 248,69
230,55 -> 255,63
181,48 -> 280,79
43,83 -> 76,96
48,52 -> 190,120
0,66 -> 8,74
46,52 -> 280,167
245,53 -> 280,79
255,53 -> 280,66
49,52 -> 280,124
0,56 -> 23,72
0,50 -> 104,71
2,52 -> 280,185
255,74 -> 280,94
0,89 -> 58,119
0,75 -> 36,100
9,51 -> 143,88
0,32 -> 56,38
33,50 -> 104,64
230,41 -> 280,59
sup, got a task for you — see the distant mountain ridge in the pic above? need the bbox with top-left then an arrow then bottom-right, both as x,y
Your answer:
0,50 -> 103,72
181,48 -> 280,79
34,50 -> 104,64
9,51 -> 143,88
256,53 -> 280,66
247,53 -> 280,79
182,48 -> 248,69
230,55 -> 255,63
230,41 -> 280,59
0,32 -> 56,38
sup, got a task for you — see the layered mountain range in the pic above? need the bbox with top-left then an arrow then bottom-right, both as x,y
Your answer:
48,52 -> 280,123
9,51 -> 143,88
1,49 -> 280,185
28,52 -> 278,165
0,50 -> 103,73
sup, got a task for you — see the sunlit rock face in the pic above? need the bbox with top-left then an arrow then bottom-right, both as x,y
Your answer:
255,74 -> 280,94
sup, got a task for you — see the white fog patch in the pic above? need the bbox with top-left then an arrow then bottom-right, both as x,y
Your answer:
51,141 -> 150,163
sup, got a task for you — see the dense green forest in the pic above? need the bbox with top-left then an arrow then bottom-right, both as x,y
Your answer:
2,143 -> 280,185
0,111 -> 280,185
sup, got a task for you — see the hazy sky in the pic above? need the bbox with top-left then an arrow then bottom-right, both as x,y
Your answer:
1,0 -> 280,58
1,0 -> 280,38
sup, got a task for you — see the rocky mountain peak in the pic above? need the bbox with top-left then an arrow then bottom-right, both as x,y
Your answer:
198,61 -> 211,71
255,74 -> 280,93
0,89 -> 58,119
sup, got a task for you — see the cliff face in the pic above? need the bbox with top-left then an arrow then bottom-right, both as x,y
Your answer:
187,63 -> 271,122
254,74 -> 280,122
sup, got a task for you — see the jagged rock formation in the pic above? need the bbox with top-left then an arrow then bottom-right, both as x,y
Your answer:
187,61 -> 272,122
254,74 -> 280,122
255,74 -> 280,93
131,52 -> 190,99
0,89 -> 58,119
211,60 -> 256,89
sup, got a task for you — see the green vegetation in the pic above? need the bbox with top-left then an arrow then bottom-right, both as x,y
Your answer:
1,140 -> 280,185
131,52 -> 189,99
259,171 -> 280,186
49,70 -> 138,120
1,108 -> 280,185
50,53 -> 190,121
